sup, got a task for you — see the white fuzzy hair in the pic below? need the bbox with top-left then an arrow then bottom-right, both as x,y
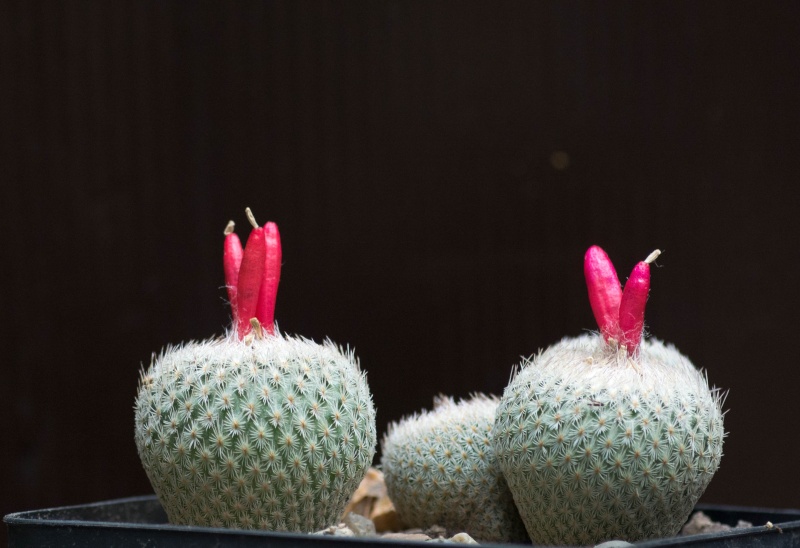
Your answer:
513,333 -> 726,411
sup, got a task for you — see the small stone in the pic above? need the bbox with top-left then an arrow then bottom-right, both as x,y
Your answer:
449,532 -> 479,544
424,525 -> 447,539
345,468 -> 388,518
343,511 -> 377,537
344,467 -> 403,532
594,541 -> 633,548
313,523 -> 355,536
371,492 -> 403,532
681,511 -> 742,535
382,532 -> 432,542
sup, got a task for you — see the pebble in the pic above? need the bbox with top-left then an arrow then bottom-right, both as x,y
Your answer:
381,532 -> 433,542
344,512 -> 377,537
449,532 -> 479,544
681,511 -> 753,536
313,523 -> 355,537
424,525 -> 447,539
343,467 -> 402,532
414,532 -> 480,544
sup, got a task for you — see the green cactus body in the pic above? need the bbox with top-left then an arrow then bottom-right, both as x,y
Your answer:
134,332 -> 377,532
380,395 -> 528,543
493,334 -> 725,545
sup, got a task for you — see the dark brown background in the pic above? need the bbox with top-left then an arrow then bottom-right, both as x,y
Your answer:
3,1 -> 800,543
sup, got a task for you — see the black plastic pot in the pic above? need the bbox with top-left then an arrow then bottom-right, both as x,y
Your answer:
5,495 -> 800,547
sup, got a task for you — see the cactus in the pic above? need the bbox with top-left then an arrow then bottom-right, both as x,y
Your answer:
134,209 -> 377,532
380,395 -> 528,543
493,247 -> 725,545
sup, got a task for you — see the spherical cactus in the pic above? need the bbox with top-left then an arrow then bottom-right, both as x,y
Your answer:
134,209 -> 377,532
380,395 -> 528,543
493,247 -> 725,545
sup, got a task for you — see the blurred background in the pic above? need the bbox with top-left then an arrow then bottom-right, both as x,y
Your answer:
3,1 -> 800,543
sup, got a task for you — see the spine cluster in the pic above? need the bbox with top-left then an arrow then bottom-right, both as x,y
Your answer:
134,332 -> 377,532
493,334 -> 725,545
380,395 -> 528,543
